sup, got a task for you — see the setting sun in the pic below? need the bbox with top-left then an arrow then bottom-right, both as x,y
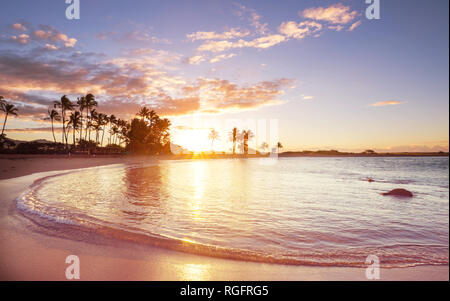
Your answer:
172,129 -> 211,152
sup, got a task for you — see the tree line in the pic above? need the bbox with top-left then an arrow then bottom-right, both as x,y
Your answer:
0,94 -> 172,155
208,127 -> 283,155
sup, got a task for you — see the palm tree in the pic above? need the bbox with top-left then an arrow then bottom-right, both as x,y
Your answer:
45,108 -> 61,143
68,111 -> 82,147
117,119 -> 128,146
88,108 -> 98,142
241,129 -> 254,155
0,96 -> 6,134
54,95 -> 74,148
84,94 -> 97,140
76,96 -> 87,143
111,125 -> 119,145
277,142 -> 283,153
137,107 -> 150,120
98,113 -> 108,146
260,142 -> 269,154
230,127 -> 238,155
108,114 -> 117,145
208,129 -> 220,152
148,109 -> 157,127
0,102 -> 18,135
0,96 -> 6,109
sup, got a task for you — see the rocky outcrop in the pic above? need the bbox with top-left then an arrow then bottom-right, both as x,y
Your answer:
382,188 -> 413,197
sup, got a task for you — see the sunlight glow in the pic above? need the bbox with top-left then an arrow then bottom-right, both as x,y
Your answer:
172,129 -> 211,152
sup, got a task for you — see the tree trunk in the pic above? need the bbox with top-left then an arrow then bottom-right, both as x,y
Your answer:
51,119 -> 56,143
101,128 -> 105,147
61,110 -> 66,148
79,111 -> 83,144
1,113 -> 8,135
85,108 -> 89,140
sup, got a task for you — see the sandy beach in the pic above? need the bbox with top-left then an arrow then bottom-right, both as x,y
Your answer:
0,155 -> 448,281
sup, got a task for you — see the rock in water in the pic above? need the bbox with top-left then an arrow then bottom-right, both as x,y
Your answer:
382,188 -> 413,197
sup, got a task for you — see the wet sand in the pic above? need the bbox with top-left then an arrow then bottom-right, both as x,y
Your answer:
0,156 -> 448,280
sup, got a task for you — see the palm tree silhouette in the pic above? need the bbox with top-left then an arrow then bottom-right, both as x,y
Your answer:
84,94 -> 97,140
241,129 -> 254,155
137,107 -> 151,120
148,109 -> 157,127
68,111 -> 82,147
45,108 -> 61,143
208,128 -> 219,152
1,101 -> 18,135
76,96 -> 87,143
98,113 -> 108,146
277,142 -> 283,153
88,108 -> 98,142
0,96 -> 5,109
108,114 -> 117,145
54,95 -> 74,148
230,127 -> 238,155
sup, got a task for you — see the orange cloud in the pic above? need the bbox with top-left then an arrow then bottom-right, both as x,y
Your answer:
10,34 -> 30,44
33,27 -> 77,47
348,20 -> 362,31
302,4 -> 358,24
12,23 -> 27,31
188,55 -> 206,65
370,101 -> 405,107
279,21 -> 322,39
209,53 -> 236,63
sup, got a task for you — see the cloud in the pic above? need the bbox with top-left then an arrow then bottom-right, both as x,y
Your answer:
250,34 -> 286,48
348,20 -> 362,31
32,26 -> 77,47
198,40 -> 241,52
302,4 -> 358,24
369,101 -> 405,107
187,28 -> 250,41
235,4 -> 268,35
45,43 -> 58,51
302,95 -> 314,100
7,127 -> 60,133
210,53 -> 236,63
194,78 -> 295,112
10,34 -> 30,44
197,34 -> 286,52
12,23 -> 27,31
279,21 -> 322,39
95,30 -> 170,44
188,55 -> 206,65
328,25 -> 344,32
0,43 -> 294,119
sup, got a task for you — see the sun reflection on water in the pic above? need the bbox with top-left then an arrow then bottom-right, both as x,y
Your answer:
176,263 -> 211,281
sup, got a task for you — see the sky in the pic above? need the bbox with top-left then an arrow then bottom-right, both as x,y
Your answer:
0,0 -> 448,152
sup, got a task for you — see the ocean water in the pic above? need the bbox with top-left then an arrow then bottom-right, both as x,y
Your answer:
17,157 -> 449,267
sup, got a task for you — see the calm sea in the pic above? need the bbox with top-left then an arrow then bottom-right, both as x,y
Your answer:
18,157 -> 449,267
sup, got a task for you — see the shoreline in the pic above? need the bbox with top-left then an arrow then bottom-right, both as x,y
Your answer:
0,157 -> 448,280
